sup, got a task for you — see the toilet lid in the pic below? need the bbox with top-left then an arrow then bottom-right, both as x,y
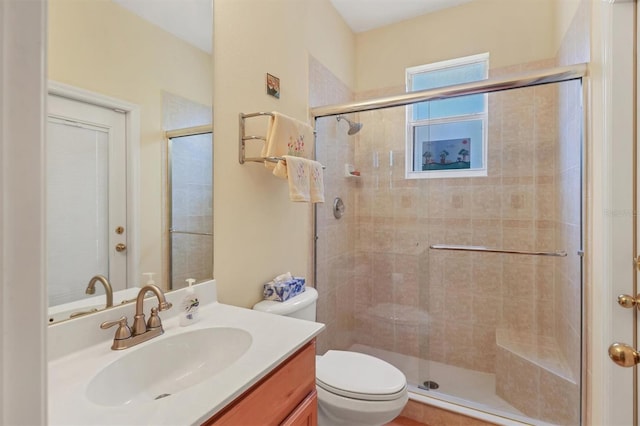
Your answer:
316,351 -> 407,401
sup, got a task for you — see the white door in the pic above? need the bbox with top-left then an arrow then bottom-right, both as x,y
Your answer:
605,1 -> 638,425
46,94 -> 127,306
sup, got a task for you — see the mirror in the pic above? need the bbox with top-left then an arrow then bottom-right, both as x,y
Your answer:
47,0 -> 213,324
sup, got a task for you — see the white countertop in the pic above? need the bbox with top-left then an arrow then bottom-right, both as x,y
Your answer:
48,281 -> 325,425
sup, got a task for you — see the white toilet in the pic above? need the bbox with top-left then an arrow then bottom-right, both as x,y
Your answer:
253,287 -> 408,426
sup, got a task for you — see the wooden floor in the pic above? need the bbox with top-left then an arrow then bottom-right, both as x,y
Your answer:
384,416 -> 427,426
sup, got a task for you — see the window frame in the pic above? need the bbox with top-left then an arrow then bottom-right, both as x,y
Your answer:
405,53 -> 489,179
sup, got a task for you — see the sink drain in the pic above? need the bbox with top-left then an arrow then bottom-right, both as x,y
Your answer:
418,380 -> 439,391
154,393 -> 171,400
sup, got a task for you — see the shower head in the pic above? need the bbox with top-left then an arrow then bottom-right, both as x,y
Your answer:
336,115 -> 363,135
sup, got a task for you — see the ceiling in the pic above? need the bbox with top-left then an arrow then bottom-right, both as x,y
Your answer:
112,0 -> 472,54
112,0 -> 213,53
329,0 -> 474,33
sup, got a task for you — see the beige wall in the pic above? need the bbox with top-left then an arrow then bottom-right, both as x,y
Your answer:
48,0 -> 213,288
355,0 -> 558,92
212,0 -> 355,308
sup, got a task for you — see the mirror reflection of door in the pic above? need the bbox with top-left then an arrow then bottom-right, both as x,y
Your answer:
167,129 -> 213,290
46,94 -> 127,307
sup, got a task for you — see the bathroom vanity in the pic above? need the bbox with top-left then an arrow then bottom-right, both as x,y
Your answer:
47,280 -> 324,425
205,341 -> 317,425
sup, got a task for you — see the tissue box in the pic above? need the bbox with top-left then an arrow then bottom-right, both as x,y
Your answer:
263,277 -> 306,302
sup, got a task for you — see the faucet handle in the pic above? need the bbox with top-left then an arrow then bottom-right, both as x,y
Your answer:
100,316 -> 132,340
147,307 -> 163,330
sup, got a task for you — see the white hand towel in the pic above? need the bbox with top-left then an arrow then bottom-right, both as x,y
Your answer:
309,160 -> 325,203
280,156 -> 324,203
283,155 -> 310,202
263,112 -> 314,173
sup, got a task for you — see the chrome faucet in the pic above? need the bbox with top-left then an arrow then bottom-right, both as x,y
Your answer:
100,284 -> 172,350
85,274 -> 114,309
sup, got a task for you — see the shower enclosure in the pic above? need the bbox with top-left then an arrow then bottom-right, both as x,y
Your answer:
311,60 -> 585,425
166,126 -> 213,290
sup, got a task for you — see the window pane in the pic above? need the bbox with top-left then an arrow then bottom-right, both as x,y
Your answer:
412,119 -> 484,172
414,93 -> 485,120
412,62 -> 486,90
411,61 -> 486,120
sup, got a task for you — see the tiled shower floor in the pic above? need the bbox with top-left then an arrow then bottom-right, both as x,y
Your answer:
349,344 -> 556,426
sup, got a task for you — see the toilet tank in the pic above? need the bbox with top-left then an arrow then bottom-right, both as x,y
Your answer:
252,287 -> 318,321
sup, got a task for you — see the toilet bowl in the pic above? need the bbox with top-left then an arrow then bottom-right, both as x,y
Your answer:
253,287 -> 408,426
316,350 -> 408,426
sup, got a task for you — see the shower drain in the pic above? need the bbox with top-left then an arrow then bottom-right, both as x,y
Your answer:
418,380 -> 439,391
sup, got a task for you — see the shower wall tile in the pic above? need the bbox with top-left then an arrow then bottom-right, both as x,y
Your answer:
502,221 -> 535,252
503,262 -> 535,299
471,219 -> 503,247
471,187 -> 502,219
443,255 -> 472,294
498,348 -> 542,419
535,302 -> 556,343
502,185 -> 535,220
445,292 -> 474,323
539,369 -> 580,425
427,284 -> 445,318
309,55 -> 357,353
444,322 -> 474,369
395,324 -> 420,358
472,325 -> 497,372
502,299 -> 535,333
473,295 -> 502,328
535,262 -> 555,300
473,261 -> 503,295
501,143 -> 534,178
502,106 -> 535,145
443,218 -> 473,246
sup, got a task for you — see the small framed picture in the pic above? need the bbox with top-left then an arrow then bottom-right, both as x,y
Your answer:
266,73 -> 280,99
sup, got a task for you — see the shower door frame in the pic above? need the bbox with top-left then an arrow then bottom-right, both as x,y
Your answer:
165,124 -> 213,290
310,63 -> 589,423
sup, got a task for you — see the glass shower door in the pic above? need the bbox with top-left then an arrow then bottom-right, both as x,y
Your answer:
167,131 -> 213,290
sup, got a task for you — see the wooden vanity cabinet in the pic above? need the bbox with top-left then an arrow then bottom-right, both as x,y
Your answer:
203,340 -> 317,426
281,390 -> 317,426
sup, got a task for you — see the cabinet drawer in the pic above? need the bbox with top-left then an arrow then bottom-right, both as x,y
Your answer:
205,340 -> 316,425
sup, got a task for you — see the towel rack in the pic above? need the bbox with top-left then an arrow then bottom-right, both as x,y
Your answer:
429,244 -> 568,257
239,112 -> 274,164
238,111 -> 325,168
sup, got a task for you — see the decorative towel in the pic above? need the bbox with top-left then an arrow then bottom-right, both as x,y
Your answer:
282,155 -> 310,202
309,160 -> 325,203
275,155 -> 325,203
262,112 -> 315,172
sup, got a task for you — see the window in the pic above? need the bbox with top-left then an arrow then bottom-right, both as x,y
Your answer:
406,53 -> 488,179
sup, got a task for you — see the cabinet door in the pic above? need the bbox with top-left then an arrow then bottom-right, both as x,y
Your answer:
281,391 -> 317,426
205,341 -> 316,425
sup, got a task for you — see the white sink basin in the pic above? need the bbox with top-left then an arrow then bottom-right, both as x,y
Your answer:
85,327 -> 252,407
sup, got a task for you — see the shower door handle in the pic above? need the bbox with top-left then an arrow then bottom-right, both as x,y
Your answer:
609,342 -> 640,367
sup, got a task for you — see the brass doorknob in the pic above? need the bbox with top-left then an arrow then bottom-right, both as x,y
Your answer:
618,294 -> 640,309
115,243 -> 127,252
609,342 -> 640,367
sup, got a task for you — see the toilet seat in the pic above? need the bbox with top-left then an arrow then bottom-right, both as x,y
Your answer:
316,351 -> 407,402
